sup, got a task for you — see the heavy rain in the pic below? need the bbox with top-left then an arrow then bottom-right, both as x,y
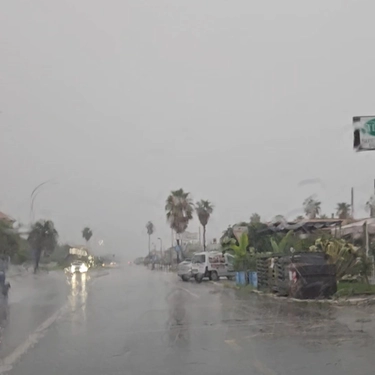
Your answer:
2,1 -> 375,375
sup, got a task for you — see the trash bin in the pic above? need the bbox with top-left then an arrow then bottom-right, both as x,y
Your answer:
236,271 -> 247,286
248,271 -> 258,288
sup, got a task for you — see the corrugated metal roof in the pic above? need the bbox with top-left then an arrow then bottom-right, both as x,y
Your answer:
0,211 -> 15,223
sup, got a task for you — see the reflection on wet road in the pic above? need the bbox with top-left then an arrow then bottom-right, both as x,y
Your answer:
4,267 -> 375,375
66,272 -> 88,326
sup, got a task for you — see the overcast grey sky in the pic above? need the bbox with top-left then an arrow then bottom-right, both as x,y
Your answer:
1,0 -> 375,256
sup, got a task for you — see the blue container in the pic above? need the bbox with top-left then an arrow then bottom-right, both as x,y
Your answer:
248,272 -> 258,288
236,271 -> 247,286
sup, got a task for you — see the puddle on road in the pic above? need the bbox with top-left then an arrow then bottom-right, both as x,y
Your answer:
214,289 -> 375,348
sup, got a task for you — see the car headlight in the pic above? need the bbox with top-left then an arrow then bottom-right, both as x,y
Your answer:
79,265 -> 88,273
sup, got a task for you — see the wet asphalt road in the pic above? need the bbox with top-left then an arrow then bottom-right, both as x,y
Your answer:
2,266 -> 375,375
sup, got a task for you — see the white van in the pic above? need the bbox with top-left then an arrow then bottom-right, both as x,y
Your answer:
191,251 -> 235,283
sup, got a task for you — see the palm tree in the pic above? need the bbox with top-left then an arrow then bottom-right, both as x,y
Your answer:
165,188 -> 194,262
336,203 -> 351,219
27,220 -> 58,273
82,227 -> 93,248
310,238 -> 359,280
146,221 -> 154,255
196,200 -> 214,251
303,197 -> 321,219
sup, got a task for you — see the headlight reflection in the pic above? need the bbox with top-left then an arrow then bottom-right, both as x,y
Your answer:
67,271 -> 88,327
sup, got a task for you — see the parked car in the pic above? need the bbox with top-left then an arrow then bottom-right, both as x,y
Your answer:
69,261 -> 88,274
191,251 -> 235,283
177,258 -> 192,281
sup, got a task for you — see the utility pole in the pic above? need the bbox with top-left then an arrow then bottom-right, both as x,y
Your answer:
158,237 -> 163,258
351,187 -> 354,219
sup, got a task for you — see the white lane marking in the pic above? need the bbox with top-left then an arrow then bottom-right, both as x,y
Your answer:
0,271 -> 106,374
178,287 -> 200,299
210,281 -> 222,287
0,304 -> 68,374
224,339 -> 241,350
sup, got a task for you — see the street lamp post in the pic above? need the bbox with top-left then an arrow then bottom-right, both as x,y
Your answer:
29,179 -> 55,222
158,237 -> 163,258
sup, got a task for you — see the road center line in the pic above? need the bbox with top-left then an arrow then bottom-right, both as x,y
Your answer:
178,287 -> 200,299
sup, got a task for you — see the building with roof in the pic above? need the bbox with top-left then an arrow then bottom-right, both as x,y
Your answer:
0,211 -> 15,225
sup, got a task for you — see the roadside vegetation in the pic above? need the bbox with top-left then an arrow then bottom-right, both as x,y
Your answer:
142,190 -> 375,296
335,282 -> 375,297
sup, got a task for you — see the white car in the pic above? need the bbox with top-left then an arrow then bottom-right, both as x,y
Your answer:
177,258 -> 192,282
191,251 -> 235,283
69,261 -> 88,274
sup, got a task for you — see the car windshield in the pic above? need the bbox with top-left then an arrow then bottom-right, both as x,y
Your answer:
192,255 -> 205,264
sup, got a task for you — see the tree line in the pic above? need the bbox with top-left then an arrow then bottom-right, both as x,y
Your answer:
0,219 -> 94,273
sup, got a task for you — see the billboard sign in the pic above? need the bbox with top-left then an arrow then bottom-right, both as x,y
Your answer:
69,247 -> 88,257
181,231 -> 198,242
353,116 -> 375,151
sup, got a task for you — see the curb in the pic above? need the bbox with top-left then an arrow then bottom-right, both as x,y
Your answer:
210,281 -> 375,306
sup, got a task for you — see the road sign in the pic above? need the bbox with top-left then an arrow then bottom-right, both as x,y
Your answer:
181,231 -> 198,242
353,116 -> 375,151
69,247 -> 88,257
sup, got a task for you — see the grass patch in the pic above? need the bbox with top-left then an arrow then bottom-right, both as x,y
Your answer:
222,282 -> 257,293
223,281 -> 239,290
335,281 -> 375,298
237,284 -> 256,294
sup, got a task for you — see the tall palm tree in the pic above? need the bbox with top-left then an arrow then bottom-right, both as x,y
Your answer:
165,188 -> 194,261
146,221 -> 154,255
27,220 -> 58,273
196,200 -> 214,251
336,203 -> 351,219
82,227 -> 93,248
303,197 -> 321,219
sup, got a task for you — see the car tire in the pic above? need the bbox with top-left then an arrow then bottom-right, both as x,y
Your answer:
195,274 -> 204,283
181,275 -> 190,282
210,271 -> 219,281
